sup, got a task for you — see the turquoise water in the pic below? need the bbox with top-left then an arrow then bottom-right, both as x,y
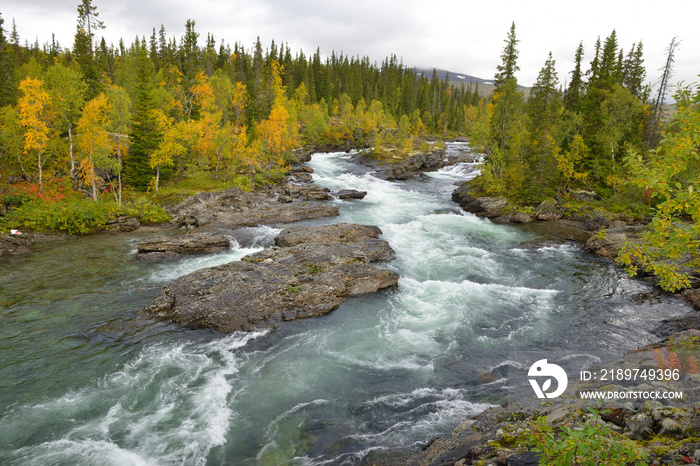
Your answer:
0,145 -> 690,465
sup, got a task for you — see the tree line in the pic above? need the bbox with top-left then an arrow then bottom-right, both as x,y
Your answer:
469,22 -> 668,203
472,23 -> 699,292
0,1 -> 482,202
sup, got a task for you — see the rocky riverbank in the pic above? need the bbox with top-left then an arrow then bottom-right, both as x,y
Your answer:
452,180 -> 700,311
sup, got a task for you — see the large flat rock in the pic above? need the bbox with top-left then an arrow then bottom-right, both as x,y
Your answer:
136,233 -> 232,260
140,223 -> 398,332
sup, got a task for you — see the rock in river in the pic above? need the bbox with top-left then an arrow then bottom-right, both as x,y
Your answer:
0,232 -> 32,256
140,223 -> 398,332
136,233 -> 232,260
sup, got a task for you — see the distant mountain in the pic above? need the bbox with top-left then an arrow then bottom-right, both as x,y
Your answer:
414,68 -> 494,86
413,67 -> 531,97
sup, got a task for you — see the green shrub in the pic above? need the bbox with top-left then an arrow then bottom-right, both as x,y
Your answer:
114,199 -> 171,225
0,197 -> 171,234
1,198 -> 110,234
254,168 -> 287,187
526,409 -> 648,465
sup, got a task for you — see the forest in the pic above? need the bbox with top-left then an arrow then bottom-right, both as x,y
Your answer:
0,2 -> 478,204
0,3 -> 698,291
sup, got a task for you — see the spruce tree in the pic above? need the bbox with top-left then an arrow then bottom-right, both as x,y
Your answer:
528,52 -> 561,138
622,42 -> 647,100
125,43 -> 159,190
564,42 -> 584,113
491,22 -> 525,151
74,0 -> 105,99
494,22 -> 520,87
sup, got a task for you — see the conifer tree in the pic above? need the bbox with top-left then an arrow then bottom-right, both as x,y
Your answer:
528,52 -> 561,139
0,14 -> 18,107
621,42 -> 647,100
491,22 -> 525,151
564,42 -> 584,113
74,0 -> 105,99
494,22 -> 520,87
181,19 -> 200,83
125,43 -> 159,190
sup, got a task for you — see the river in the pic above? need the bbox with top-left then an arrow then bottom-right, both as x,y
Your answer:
0,144 -> 691,465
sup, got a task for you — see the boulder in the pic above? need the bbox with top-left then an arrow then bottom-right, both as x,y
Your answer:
136,233 -> 231,260
0,233 -> 32,256
140,223 -> 398,332
301,190 -> 334,201
290,172 -> 313,183
335,189 -> 367,200
570,189 -> 599,201
625,413 -> 653,440
511,212 -> 534,223
535,198 -> 564,221
289,147 -> 313,163
105,216 -> 141,232
583,231 -> 628,259
281,183 -> 333,200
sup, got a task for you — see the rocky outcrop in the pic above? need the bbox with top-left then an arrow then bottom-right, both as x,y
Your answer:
583,225 -> 646,260
215,203 -> 340,228
167,187 -> 340,230
274,223 -> 381,247
165,167 -> 343,230
452,183 -> 507,218
136,233 -> 232,260
0,233 -> 32,256
140,223 -> 398,332
388,149 -> 446,180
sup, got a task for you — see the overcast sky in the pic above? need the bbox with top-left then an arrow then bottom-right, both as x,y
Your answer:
3,0 -> 699,92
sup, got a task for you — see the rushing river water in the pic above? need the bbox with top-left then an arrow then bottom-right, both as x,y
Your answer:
0,144 -> 692,465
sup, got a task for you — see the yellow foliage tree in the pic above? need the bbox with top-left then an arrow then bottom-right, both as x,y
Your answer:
18,77 -> 52,192
258,105 -> 294,159
554,134 -> 589,193
150,110 -> 188,191
76,93 -> 112,201
256,61 -> 299,163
